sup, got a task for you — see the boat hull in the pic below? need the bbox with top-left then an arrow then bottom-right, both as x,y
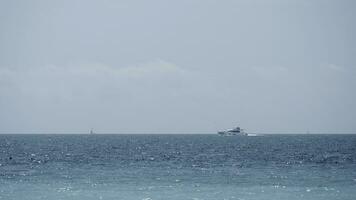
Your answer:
218,131 -> 248,136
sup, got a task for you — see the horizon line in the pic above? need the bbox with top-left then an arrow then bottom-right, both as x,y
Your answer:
0,132 -> 355,135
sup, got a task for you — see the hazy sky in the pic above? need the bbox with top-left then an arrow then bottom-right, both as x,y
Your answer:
0,0 -> 355,134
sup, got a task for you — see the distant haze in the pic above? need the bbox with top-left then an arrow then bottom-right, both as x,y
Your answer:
0,0 -> 355,134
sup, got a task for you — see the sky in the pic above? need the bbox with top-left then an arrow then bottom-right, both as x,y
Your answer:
0,0 -> 355,134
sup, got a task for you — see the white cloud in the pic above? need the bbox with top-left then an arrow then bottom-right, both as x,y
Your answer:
58,59 -> 187,79
326,64 -> 346,72
0,59 -> 191,99
0,60 -> 216,133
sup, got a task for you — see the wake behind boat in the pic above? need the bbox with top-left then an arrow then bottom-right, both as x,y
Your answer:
218,126 -> 248,136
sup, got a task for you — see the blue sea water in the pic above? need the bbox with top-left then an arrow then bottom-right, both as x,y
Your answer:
0,134 -> 355,200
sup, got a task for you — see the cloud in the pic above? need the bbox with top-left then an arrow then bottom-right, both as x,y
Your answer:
59,59 -> 187,79
250,65 -> 289,79
326,64 -> 346,72
0,60 -> 191,100
0,60 -> 215,133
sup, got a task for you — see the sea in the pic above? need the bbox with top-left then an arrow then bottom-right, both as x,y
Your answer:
0,134 -> 355,200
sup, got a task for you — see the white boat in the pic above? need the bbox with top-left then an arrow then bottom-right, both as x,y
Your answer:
218,126 -> 247,136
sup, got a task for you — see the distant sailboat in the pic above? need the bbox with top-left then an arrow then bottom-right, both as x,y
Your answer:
90,128 -> 95,134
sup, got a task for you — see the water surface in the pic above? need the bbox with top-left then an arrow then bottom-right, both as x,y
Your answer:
0,134 -> 355,200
